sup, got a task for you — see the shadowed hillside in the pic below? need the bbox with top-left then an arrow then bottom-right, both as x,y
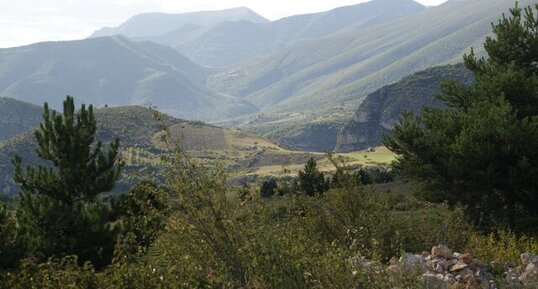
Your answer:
0,36 -> 257,121
0,97 -> 42,141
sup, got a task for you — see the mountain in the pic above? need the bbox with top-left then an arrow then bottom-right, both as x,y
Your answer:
142,0 -> 426,66
0,36 -> 256,121
0,97 -> 42,141
267,0 -> 425,43
145,20 -> 280,67
0,106 -> 317,196
335,64 -> 474,152
209,0 -> 533,149
90,7 -> 269,38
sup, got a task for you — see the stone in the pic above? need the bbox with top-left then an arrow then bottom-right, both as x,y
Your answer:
521,253 -> 538,266
433,263 -> 444,273
526,262 -> 538,273
446,259 -> 458,269
400,253 -> 424,272
433,244 -> 453,259
422,273 -> 451,289
450,262 -> 469,272
519,262 -> 538,286
444,273 -> 456,284
461,268 -> 475,280
433,259 -> 447,268
459,254 -> 474,265
464,275 -> 482,289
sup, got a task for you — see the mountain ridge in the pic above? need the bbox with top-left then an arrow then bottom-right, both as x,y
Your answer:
139,0 -> 426,66
0,35 -> 257,121
90,7 -> 269,38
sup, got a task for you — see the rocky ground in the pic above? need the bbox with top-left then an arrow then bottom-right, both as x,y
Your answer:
351,245 -> 538,289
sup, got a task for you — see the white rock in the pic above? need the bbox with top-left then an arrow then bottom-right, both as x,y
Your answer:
399,253 -> 424,272
432,244 -> 453,259
521,253 -> 538,266
422,273 -> 450,289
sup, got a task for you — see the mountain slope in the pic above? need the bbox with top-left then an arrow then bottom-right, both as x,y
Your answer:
90,7 -> 269,38
0,106 -> 317,195
268,0 -> 425,43
335,64 -> 474,152
210,0 -> 530,117
144,0 -> 425,66
0,97 -> 42,141
148,20 -> 280,67
0,36 -> 257,121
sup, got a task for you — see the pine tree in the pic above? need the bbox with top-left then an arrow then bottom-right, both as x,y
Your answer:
13,96 -> 123,266
383,3 -> 538,231
260,178 -> 278,198
298,158 -> 328,196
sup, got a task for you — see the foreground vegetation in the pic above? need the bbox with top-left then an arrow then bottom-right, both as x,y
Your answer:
0,95 -> 536,288
2,139 -> 537,288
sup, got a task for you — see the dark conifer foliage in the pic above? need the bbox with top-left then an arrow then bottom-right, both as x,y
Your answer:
298,158 -> 328,196
384,3 -> 538,231
12,96 -> 123,267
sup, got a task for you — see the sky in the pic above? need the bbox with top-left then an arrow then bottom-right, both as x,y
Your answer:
0,0 -> 448,48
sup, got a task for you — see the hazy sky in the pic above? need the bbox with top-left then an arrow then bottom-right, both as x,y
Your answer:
0,0 -> 448,48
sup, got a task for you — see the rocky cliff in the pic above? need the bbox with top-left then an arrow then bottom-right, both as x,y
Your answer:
335,64 -> 473,152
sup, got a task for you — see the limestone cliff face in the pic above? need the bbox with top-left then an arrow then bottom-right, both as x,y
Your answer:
335,64 -> 473,152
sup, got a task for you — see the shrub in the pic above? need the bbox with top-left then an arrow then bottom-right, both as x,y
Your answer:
259,178 -> 278,198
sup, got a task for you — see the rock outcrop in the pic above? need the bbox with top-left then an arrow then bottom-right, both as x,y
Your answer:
335,64 -> 473,152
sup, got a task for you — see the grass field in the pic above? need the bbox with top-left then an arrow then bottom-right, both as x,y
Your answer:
160,122 -> 395,178
251,146 -> 395,177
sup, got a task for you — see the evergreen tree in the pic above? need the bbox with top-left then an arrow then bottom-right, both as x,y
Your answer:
298,158 -> 328,196
13,96 -> 123,267
260,178 -> 278,198
383,3 -> 538,231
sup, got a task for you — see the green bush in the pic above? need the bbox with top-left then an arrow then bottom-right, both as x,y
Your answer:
0,203 -> 22,270
0,256 -> 98,289
467,230 -> 538,265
